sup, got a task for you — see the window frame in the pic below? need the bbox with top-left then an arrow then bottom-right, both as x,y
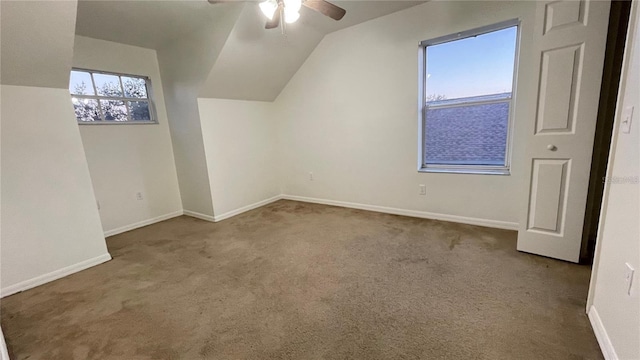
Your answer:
70,68 -> 158,125
417,19 -> 521,175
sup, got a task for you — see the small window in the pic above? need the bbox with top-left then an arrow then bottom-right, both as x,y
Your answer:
69,69 -> 156,124
419,20 -> 519,174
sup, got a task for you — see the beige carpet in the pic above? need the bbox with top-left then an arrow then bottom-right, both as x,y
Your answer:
1,200 -> 602,359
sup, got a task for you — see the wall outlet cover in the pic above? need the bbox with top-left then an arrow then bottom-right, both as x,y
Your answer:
621,106 -> 634,134
624,262 -> 635,296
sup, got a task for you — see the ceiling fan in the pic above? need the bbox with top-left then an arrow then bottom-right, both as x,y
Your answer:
208,0 -> 346,29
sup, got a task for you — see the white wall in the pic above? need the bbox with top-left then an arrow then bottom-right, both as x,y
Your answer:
0,325 -> 7,360
0,10 -> 8,356
198,99 -> 280,218
1,85 -> 110,295
588,2 -> 640,359
157,4 -> 243,218
273,1 -> 535,226
72,36 -> 183,234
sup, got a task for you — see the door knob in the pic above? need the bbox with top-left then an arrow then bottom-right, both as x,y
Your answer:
547,144 -> 557,151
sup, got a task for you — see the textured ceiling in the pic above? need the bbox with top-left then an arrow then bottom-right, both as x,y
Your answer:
75,0 -> 225,49
298,0 -> 426,34
1,0 -> 78,88
76,0 -> 424,50
75,0 -> 425,100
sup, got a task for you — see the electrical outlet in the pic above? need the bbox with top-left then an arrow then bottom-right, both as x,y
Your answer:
419,184 -> 426,195
624,262 -> 635,296
136,192 -> 144,201
309,172 -> 314,181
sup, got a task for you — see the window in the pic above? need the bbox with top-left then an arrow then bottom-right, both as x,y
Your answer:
419,20 -> 519,174
69,69 -> 156,124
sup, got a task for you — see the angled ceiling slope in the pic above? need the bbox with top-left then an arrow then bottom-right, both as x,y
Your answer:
199,1 -> 424,101
75,1 -> 424,101
75,0 -> 225,50
198,3 -> 325,101
1,0 -> 78,88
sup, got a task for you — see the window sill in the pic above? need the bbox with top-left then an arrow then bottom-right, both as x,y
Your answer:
77,120 -> 158,125
418,167 -> 510,176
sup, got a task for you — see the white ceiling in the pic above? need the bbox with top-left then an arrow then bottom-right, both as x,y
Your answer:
200,1 -> 424,101
76,1 -> 424,50
198,3 -> 326,100
298,1 -> 425,34
75,0 -> 224,50
76,0 -> 424,100
1,0 -> 78,88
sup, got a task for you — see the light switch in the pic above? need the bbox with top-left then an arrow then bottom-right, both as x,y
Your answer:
621,106 -> 634,134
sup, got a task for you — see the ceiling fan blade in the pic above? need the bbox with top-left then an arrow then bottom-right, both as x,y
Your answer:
303,0 -> 346,21
265,3 -> 282,29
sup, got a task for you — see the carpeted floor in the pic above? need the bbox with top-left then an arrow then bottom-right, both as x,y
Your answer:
1,200 -> 602,359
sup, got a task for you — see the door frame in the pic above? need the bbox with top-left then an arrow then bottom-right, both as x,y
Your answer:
580,0 -> 633,264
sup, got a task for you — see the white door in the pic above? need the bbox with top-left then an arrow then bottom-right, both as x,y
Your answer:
517,0 -> 611,262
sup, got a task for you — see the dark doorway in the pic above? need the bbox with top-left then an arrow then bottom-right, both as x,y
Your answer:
581,0 -> 633,264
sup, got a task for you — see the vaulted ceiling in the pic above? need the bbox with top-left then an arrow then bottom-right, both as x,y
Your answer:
75,0 -> 424,101
76,1 -> 424,50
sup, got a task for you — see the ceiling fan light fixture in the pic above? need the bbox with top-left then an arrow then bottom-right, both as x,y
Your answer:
283,0 -> 302,13
284,10 -> 300,23
259,0 -> 278,20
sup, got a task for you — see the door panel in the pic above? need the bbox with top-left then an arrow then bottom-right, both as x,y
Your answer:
528,159 -> 570,233
518,0 -> 610,262
544,0 -> 586,34
536,44 -> 582,134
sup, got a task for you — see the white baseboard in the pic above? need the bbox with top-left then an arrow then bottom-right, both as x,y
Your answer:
588,305 -> 618,360
213,195 -> 283,222
104,210 -> 184,237
204,194 -> 517,230
281,195 -> 519,230
183,209 -> 215,222
0,253 -> 112,298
